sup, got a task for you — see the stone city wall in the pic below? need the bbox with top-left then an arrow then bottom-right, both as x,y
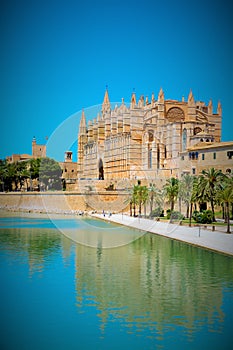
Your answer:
0,191 -> 130,214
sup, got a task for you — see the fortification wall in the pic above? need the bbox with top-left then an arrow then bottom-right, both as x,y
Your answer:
0,191 -> 130,214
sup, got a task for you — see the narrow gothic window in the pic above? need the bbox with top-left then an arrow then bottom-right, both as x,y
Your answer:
148,148 -> 152,169
182,129 -> 187,151
157,145 -> 160,169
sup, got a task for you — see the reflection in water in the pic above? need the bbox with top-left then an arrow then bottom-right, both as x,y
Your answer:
75,234 -> 233,340
0,227 -> 61,276
0,217 -> 233,349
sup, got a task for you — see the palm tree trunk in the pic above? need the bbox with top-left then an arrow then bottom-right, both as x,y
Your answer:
211,199 -> 216,222
130,202 -> 132,217
222,204 -> 225,220
189,203 -> 193,227
186,204 -> 189,219
139,201 -> 141,216
226,202 -> 231,233
171,199 -> 174,211
150,197 -> 153,218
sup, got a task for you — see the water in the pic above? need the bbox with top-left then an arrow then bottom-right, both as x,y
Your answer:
0,214 -> 232,350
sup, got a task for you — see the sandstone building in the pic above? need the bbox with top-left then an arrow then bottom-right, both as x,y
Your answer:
77,89 -> 232,185
6,137 -> 46,163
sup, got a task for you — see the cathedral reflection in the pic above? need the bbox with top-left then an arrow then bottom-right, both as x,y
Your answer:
73,233 -> 232,337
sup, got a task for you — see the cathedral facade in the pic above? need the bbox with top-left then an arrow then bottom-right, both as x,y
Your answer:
77,89 -> 222,182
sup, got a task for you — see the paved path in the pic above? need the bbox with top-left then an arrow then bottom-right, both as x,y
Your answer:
92,213 -> 233,256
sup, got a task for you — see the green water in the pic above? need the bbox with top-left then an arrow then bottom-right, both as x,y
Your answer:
0,215 -> 232,349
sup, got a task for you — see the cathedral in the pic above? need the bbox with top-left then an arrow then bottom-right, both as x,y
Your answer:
77,89 -> 222,182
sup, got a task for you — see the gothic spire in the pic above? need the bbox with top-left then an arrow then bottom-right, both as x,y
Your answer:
130,91 -> 136,109
208,99 -> 213,114
102,87 -> 111,113
188,90 -> 195,105
158,88 -> 164,103
79,109 -> 87,135
151,92 -> 155,104
217,101 -> 222,116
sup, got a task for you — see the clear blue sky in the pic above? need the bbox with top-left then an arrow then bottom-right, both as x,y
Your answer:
1,0 -> 232,161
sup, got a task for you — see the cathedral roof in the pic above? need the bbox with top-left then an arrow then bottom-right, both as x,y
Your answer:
188,141 -> 233,151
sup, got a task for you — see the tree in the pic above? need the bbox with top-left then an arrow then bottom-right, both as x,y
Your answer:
20,165 -> 30,190
130,185 -> 138,217
139,185 -> 149,217
216,175 -> 233,233
197,168 -> 224,222
129,184 -> 148,217
148,183 -> 164,218
28,158 -> 41,191
39,157 -> 62,190
29,158 -> 41,179
179,174 -> 194,218
189,176 -> 199,226
0,159 -> 8,191
163,177 -> 179,212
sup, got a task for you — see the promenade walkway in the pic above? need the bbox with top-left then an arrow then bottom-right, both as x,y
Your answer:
93,213 -> 233,256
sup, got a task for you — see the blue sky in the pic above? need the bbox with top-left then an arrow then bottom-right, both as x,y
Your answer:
1,0 -> 233,161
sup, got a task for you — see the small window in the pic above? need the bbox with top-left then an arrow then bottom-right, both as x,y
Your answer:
227,151 -> 233,159
181,156 -> 184,160
213,152 -> 216,159
226,168 -> 231,173
202,154 -> 205,160
72,169 -> 74,172
192,168 -> 196,175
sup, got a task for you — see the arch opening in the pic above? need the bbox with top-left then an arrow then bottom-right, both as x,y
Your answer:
98,158 -> 104,180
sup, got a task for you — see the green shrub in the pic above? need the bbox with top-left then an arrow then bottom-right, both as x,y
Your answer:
192,210 -> 213,224
151,208 -> 164,217
169,211 -> 185,222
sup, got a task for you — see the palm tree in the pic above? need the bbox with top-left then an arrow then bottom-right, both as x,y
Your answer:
148,183 -> 164,218
130,184 -> 138,216
197,168 -> 224,222
163,177 -> 179,212
216,176 -> 233,233
0,159 -> 8,191
179,174 -> 194,218
140,185 -> 149,217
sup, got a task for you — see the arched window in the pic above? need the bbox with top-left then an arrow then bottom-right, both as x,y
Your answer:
148,131 -> 154,142
182,128 -> 187,151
